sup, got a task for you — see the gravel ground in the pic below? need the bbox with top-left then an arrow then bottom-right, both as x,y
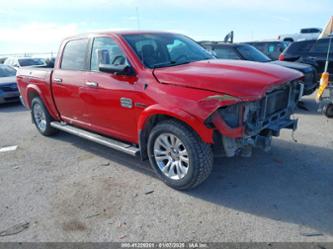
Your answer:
0,94 -> 332,242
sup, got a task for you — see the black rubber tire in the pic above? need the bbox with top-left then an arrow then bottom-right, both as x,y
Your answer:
31,97 -> 58,136
284,38 -> 294,42
324,103 -> 333,118
147,120 -> 213,190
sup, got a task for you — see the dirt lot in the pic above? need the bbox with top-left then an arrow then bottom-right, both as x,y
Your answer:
0,95 -> 332,242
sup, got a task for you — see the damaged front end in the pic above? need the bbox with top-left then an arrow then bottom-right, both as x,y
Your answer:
206,80 -> 304,157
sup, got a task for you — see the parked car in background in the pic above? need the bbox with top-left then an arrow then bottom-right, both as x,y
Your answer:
200,42 -> 318,95
244,41 -> 289,60
278,28 -> 322,42
4,57 -> 47,69
0,57 -> 7,64
16,31 -> 303,190
280,38 -> 333,82
0,65 -> 19,104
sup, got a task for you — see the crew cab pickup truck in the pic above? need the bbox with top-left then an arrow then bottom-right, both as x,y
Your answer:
16,31 -> 304,190
278,28 -> 322,42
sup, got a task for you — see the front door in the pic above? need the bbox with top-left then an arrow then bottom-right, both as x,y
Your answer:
83,37 -> 141,143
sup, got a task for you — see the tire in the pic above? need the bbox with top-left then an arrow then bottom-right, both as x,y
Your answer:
284,38 -> 294,42
324,103 -> 333,118
31,97 -> 58,136
147,120 -> 213,190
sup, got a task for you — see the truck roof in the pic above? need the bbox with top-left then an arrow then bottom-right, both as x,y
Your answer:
64,30 -> 178,40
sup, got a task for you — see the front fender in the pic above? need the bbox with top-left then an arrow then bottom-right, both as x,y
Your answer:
137,104 -> 214,144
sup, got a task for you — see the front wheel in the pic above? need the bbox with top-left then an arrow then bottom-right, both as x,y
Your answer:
31,97 -> 58,136
147,120 -> 213,190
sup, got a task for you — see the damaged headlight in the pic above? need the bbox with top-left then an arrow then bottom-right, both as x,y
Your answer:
218,104 -> 242,128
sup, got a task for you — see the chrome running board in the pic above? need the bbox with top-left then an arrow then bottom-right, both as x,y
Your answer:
50,121 -> 140,156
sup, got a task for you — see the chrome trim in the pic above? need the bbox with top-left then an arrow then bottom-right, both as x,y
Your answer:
85,81 -> 98,88
50,121 -> 140,156
54,78 -> 63,83
120,97 -> 133,108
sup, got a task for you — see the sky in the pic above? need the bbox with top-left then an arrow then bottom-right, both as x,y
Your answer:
0,0 -> 332,55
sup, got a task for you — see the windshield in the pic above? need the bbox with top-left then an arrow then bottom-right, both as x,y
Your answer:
122,33 -> 213,68
237,44 -> 271,62
0,65 -> 17,77
18,58 -> 45,67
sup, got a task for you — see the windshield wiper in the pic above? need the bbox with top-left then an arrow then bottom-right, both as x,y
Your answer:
152,60 -> 193,69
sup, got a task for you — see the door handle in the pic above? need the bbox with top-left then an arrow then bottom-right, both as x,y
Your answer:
54,78 -> 63,83
85,81 -> 99,88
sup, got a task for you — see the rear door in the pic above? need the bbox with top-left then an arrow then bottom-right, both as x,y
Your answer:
52,38 -> 90,126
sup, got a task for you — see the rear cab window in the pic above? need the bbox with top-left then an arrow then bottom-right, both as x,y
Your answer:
300,28 -> 321,34
61,39 -> 89,70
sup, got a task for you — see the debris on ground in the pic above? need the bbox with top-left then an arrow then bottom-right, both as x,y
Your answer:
145,190 -> 154,195
291,130 -> 298,143
0,222 -> 30,237
119,234 -> 127,239
118,222 -> 127,228
300,232 -> 324,237
85,213 -> 101,219
0,145 -> 18,153
100,162 -> 111,166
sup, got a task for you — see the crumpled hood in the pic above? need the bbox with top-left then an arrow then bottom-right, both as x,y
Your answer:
153,60 -> 303,100
0,76 -> 17,85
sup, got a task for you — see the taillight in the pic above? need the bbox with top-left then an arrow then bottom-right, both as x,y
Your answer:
279,54 -> 285,61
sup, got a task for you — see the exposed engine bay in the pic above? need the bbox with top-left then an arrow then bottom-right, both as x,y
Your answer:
210,80 -> 304,157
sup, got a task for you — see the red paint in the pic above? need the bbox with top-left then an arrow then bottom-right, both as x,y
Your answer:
16,31 -> 303,145
211,112 -> 244,138
279,53 -> 285,61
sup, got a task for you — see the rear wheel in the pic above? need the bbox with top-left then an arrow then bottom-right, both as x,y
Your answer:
31,97 -> 58,136
324,103 -> 333,118
147,120 -> 213,190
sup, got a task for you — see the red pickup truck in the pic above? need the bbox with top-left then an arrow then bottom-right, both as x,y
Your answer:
17,31 -> 304,190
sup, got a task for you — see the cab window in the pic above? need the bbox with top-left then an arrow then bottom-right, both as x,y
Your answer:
61,39 -> 88,70
90,37 -> 129,71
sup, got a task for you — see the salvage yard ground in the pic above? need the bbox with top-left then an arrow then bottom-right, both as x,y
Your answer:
0,94 -> 332,242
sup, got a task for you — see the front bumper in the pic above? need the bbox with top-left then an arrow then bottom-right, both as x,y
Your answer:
213,117 -> 298,157
210,80 -> 302,157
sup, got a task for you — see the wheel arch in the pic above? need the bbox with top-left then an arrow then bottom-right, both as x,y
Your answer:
26,84 -> 59,120
137,105 -> 214,160
26,85 -> 42,108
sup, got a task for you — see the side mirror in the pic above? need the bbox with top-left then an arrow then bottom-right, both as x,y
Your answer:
99,64 -> 136,76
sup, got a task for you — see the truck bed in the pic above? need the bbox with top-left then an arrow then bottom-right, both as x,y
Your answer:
16,67 -> 56,117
